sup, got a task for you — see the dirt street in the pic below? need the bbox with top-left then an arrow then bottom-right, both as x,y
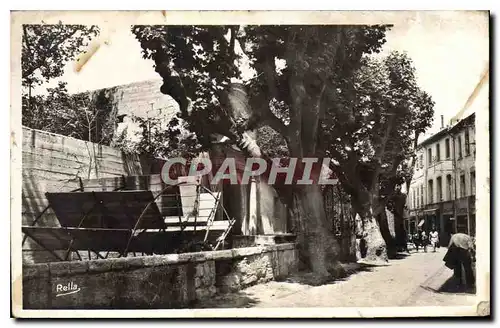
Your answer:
196,247 -> 477,308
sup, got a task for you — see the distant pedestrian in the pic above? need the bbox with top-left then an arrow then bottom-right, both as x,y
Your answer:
420,230 -> 428,253
430,228 -> 439,252
413,232 -> 421,252
443,233 -> 475,290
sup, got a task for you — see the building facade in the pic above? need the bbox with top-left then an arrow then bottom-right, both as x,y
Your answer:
406,113 -> 476,246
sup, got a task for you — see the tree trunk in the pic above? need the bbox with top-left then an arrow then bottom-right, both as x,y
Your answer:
392,194 -> 408,252
353,194 -> 388,264
354,213 -> 363,260
377,209 -> 397,259
292,184 -> 344,279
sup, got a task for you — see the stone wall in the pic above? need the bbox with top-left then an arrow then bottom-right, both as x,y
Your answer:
22,126 -> 144,263
22,243 -> 298,309
99,78 -> 178,120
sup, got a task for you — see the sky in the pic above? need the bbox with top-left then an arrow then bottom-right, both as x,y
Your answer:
379,11 -> 489,137
41,12 -> 489,139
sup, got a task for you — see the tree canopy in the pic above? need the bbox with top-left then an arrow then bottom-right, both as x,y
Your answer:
131,25 -> 391,155
322,51 -> 434,205
112,113 -> 200,160
22,23 -> 102,138
317,51 -> 434,259
22,81 -> 116,144
22,23 -> 99,88
132,26 -> 243,150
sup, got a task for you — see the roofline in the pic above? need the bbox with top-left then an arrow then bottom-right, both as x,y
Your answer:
417,112 -> 475,149
448,112 -> 475,134
69,78 -> 163,96
417,127 -> 451,149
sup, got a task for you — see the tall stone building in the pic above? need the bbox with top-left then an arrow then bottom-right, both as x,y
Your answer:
406,113 -> 476,246
405,65 -> 488,246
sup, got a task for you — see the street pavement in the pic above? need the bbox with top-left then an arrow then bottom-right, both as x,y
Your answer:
196,247 -> 477,308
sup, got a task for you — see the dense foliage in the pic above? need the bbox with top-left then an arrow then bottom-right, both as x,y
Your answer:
22,23 -> 104,140
22,23 -> 99,88
22,81 -> 116,144
112,113 -> 200,160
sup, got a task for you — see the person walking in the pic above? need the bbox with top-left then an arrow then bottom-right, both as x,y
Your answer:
413,231 -> 421,252
430,227 -> 439,252
420,230 -> 428,253
407,233 -> 413,253
443,233 -> 476,290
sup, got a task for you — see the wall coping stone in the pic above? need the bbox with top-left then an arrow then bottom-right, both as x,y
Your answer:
23,243 -> 296,277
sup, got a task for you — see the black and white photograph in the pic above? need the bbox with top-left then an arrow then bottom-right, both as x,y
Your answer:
10,10 -> 490,318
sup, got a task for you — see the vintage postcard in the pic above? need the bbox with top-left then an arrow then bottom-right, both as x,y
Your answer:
10,10 -> 490,318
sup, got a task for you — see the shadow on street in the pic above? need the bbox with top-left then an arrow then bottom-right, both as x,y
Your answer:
285,251 -> 415,287
420,276 -> 476,295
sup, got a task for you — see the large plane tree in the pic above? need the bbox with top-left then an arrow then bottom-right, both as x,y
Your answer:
132,25 -> 394,277
321,52 -> 434,261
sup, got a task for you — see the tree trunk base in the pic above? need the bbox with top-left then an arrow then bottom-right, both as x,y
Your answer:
294,262 -> 347,285
362,219 -> 389,263
292,184 -> 345,279
352,199 -> 389,263
387,246 -> 399,259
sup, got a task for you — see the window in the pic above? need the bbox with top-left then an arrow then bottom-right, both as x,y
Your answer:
413,190 -> 416,209
419,155 -> 423,169
428,148 -> 432,165
420,185 -> 424,206
446,174 -> 453,201
428,179 -> 434,204
465,129 -> 471,156
471,171 -> 476,195
445,138 -> 450,158
436,143 -> 441,161
457,136 -> 463,158
436,176 -> 443,201
460,174 -> 466,198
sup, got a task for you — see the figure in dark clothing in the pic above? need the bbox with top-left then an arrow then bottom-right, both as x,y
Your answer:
420,230 -> 428,252
413,230 -> 427,252
443,233 -> 475,290
413,232 -> 421,252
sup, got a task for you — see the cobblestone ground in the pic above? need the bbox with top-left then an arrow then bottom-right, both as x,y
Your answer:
197,247 -> 477,308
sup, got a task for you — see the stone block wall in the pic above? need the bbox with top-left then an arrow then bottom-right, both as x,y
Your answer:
22,243 -> 298,309
21,126 -> 144,264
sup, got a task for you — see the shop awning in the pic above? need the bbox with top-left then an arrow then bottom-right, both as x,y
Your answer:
423,208 -> 439,213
